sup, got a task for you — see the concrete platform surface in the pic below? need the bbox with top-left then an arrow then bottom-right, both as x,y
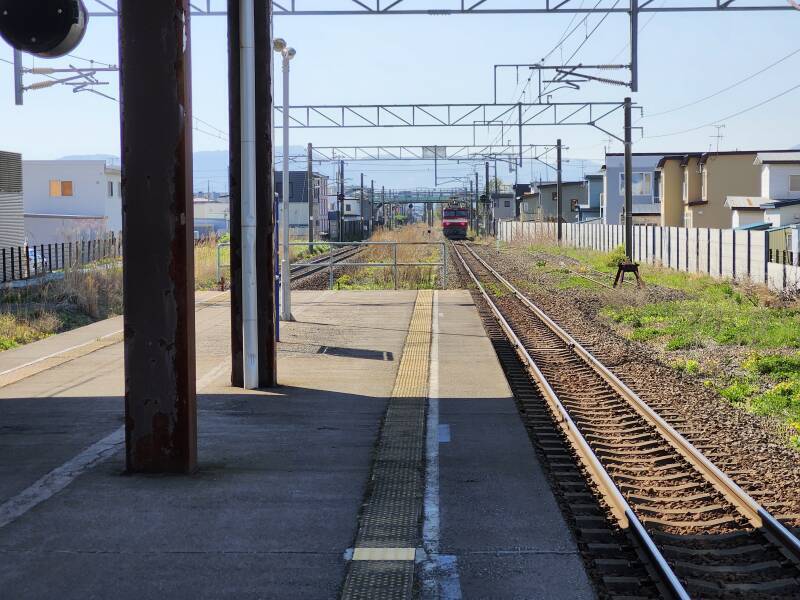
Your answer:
0,290 -> 593,599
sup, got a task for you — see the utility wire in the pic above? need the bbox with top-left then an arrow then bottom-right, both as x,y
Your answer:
645,82 -> 800,139
642,46 -> 800,119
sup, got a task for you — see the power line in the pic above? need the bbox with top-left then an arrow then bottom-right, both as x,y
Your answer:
641,45 -> 800,119
645,81 -> 800,139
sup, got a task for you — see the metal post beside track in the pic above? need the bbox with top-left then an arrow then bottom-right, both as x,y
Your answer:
393,243 -> 398,290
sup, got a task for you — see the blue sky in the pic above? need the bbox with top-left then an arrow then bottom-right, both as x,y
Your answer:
1,4 -> 799,189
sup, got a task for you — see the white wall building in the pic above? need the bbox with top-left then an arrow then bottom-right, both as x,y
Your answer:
22,160 -> 122,245
726,152 -> 800,229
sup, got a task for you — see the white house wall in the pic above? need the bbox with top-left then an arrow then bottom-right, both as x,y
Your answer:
22,160 -> 122,224
764,164 -> 800,200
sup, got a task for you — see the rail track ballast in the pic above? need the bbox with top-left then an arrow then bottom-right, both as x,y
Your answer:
453,241 -> 800,599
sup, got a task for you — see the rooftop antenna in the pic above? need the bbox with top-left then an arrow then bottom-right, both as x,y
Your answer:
711,124 -> 726,152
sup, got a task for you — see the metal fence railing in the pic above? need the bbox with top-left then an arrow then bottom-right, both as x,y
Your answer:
1,233 -> 122,285
290,241 -> 448,290
216,240 -> 448,290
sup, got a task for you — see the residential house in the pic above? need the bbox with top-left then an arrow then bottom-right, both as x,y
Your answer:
0,151 -> 24,249
725,152 -> 800,229
521,181 -> 585,223
581,173 -> 602,222
602,153 -> 663,225
274,170 -> 330,231
22,160 -> 121,245
491,191 -> 516,221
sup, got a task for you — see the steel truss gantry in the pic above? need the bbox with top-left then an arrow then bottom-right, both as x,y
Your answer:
301,143 -> 556,162
274,101 -> 627,141
84,1 -> 798,17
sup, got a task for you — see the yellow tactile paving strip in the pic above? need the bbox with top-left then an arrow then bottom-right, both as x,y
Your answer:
342,291 -> 434,597
391,289 -> 433,399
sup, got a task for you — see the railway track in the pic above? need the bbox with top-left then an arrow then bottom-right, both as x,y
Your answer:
290,245 -> 361,285
453,241 -> 800,599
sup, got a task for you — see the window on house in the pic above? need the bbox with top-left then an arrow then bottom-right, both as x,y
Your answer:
619,172 -> 652,196
551,191 -> 557,202
108,181 -> 114,197
702,169 -> 708,198
345,203 -> 352,212
571,199 -> 579,212
790,175 -> 800,192
504,200 -> 511,208
682,176 -> 688,201
49,180 -> 73,197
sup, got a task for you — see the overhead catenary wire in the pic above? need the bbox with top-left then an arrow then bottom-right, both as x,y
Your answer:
645,81 -> 800,139
641,46 -> 800,119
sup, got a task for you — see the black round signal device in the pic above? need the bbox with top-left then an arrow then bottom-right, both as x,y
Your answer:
0,0 -> 88,58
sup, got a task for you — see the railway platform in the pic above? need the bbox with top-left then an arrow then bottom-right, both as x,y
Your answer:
0,289 -> 593,599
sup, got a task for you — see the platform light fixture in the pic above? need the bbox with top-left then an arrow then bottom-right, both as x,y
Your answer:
274,38 -> 296,322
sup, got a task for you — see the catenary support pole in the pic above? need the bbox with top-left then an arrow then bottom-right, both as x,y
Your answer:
119,0 -> 197,472
307,142 -> 314,254
484,161 -> 490,237
624,97 -> 633,259
630,0 -> 639,92
13,49 -> 23,106
557,139 -> 563,243
339,160 -> 344,241
370,179 -> 375,234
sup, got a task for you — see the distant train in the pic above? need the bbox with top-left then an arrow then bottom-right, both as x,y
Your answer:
442,205 -> 469,240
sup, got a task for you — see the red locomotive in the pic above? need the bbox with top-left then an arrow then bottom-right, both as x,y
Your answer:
442,205 -> 469,240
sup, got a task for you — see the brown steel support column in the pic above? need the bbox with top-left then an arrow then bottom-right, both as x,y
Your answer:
119,0 -> 197,473
227,0 -> 244,387
254,0 -> 276,386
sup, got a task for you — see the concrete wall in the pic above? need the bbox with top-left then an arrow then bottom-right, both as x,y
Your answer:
24,215 -> 109,246
498,220 -> 798,291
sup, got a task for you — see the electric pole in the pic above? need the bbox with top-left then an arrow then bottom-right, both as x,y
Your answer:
556,139 -> 563,242
307,143 -> 314,253
624,97 -> 633,259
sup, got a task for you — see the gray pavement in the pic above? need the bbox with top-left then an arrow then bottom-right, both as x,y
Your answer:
0,289 -> 593,599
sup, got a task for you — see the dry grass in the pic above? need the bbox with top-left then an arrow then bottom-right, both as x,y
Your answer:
195,241 -> 225,290
0,263 -> 123,351
335,224 -> 444,290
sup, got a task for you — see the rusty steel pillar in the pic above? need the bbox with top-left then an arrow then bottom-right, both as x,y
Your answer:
254,0 -> 276,386
119,0 -> 197,473
227,0 -> 244,387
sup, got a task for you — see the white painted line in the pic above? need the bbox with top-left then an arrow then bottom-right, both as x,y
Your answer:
352,547 -> 416,561
0,354 -> 230,531
0,426 -> 125,530
424,291 -> 441,555
422,291 -> 463,600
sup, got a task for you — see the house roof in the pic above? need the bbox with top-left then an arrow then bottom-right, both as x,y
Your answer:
535,181 -> 585,189
725,196 -> 768,210
631,204 -> 660,215
755,152 -> 800,165
736,222 -> 772,231
761,198 -> 800,209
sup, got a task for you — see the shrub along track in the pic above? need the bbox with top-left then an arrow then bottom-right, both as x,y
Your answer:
453,241 -> 800,599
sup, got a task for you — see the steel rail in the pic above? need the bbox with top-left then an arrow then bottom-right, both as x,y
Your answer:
290,246 -> 361,280
451,241 -> 689,600
459,241 -> 800,564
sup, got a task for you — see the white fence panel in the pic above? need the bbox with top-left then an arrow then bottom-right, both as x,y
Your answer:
721,229 -> 734,278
